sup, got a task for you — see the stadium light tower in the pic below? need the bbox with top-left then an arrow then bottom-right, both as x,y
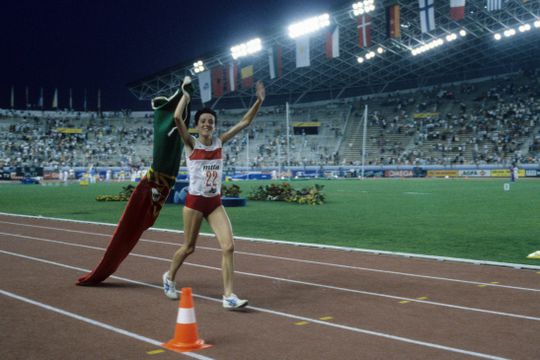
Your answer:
231,38 -> 262,59
192,60 -> 205,74
352,0 -> 375,16
288,13 -> 330,38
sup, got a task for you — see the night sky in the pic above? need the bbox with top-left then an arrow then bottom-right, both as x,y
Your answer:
2,0 -> 346,111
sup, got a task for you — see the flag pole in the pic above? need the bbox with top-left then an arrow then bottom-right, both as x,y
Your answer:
361,104 -> 368,179
246,132 -> 249,169
286,101 -> 290,179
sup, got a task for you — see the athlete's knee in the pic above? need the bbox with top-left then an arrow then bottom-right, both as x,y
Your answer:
184,244 -> 196,256
221,242 -> 234,255
177,243 -> 196,257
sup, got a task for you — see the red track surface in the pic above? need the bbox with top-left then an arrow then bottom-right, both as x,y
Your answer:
1,213 -> 539,359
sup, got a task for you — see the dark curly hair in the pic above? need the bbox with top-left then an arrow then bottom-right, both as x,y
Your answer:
194,107 -> 217,126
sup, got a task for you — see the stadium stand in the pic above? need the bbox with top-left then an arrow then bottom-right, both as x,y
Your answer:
1,72 -> 539,173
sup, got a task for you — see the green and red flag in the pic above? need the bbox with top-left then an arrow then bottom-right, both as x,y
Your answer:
77,87 -> 192,285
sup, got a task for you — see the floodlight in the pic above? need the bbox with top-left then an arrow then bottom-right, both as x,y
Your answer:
518,24 -> 531,32
503,29 -> 516,37
352,1 -> 375,16
494,33 -> 502,40
410,36 -> 449,56
193,60 -> 205,74
534,20 -> 540,28
459,29 -> 467,37
357,57 -> 365,63
376,47 -> 384,54
230,38 -> 262,59
288,13 -> 330,38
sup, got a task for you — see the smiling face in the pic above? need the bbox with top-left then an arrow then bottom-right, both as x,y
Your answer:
196,112 -> 216,137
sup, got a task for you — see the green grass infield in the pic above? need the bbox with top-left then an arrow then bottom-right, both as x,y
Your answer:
1,178 -> 539,266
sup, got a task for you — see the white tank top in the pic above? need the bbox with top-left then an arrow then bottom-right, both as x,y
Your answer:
185,136 -> 223,197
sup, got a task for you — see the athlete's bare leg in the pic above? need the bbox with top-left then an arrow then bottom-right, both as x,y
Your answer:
207,206 -> 235,297
168,206 -> 204,281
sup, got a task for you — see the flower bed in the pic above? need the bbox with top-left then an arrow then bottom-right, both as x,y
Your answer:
248,183 -> 325,205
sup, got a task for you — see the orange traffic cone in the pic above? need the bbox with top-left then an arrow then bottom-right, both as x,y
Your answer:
162,287 -> 212,352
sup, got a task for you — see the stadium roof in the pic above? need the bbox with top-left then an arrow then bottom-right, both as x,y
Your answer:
127,0 -> 540,108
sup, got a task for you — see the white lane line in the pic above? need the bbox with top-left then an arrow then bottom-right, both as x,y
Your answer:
1,213 -> 539,271
1,221 -> 538,293
0,289 -> 214,360
0,250 -> 509,360
1,234 -> 539,322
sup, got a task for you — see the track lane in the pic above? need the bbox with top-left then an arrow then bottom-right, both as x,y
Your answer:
2,250 -> 495,360
2,232 -> 534,358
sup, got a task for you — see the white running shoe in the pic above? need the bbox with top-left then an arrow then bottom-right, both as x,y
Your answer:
162,271 -> 179,300
222,293 -> 248,309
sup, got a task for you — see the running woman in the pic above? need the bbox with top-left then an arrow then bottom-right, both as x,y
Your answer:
163,77 -> 265,309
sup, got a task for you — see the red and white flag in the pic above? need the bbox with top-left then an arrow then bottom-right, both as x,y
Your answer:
357,15 -> 372,48
450,0 -> 465,21
325,26 -> 340,59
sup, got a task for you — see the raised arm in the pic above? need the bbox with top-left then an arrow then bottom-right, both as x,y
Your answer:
220,81 -> 265,144
173,77 -> 195,148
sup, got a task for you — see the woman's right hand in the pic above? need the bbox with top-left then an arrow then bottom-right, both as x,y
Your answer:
181,76 -> 192,100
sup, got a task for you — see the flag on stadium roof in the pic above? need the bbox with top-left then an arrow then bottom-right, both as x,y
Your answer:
295,37 -> 310,68
419,0 -> 436,33
386,4 -> 401,39
357,14 -> 372,48
325,26 -> 340,59
211,66 -> 224,97
450,0 -> 466,21
241,65 -> 254,88
268,45 -> 283,79
198,70 -> 211,103
226,63 -> 237,92
487,0 -> 502,11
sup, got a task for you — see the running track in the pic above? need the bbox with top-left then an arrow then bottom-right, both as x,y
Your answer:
1,213 -> 539,359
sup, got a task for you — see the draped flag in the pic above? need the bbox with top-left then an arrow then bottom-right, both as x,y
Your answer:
419,0 -> 436,33
198,70 -> 211,103
77,85 -> 193,285
325,26 -> 340,59
295,37 -> 310,68
357,15 -> 372,48
487,0 -> 502,11
241,65 -> 254,88
450,0 -> 465,20
226,63 -> 238,92
211,66 -> 224,97
386,4 -> 401,39
268,46 -> 282,79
